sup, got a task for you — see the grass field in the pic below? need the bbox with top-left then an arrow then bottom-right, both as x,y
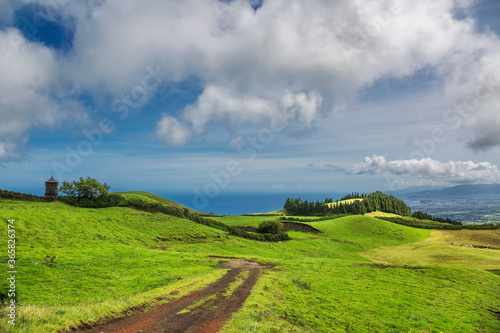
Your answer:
365,211 -> 401,218
210,215 -> 282,227
361,229 -> 500,270
1,198 -> 499,332
113,191 -> 201,214
326,198 -> 363,208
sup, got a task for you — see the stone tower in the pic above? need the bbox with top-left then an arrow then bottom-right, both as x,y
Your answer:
45,176 -> 59,199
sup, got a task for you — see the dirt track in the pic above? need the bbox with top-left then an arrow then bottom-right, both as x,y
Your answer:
71,261 -> 265,333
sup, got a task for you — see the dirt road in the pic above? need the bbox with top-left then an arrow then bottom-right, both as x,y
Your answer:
71,261 -> 266,333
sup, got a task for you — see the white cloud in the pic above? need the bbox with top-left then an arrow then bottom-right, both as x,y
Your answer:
349,155 -> 500,184
61,0 -> 500,148
2,0 -> 500,157
183,86 -> 322,134
0,29 -> 84,160
156,116 -> 192,147
463,67 -> 500,151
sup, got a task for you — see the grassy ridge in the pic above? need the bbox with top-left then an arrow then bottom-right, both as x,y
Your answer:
113,191 -> 201,214
210,215 -> 291,227
0,199 -> 229,332
1,198 -> 499,332
362,229 -> 500,270
305,215 -> 431,249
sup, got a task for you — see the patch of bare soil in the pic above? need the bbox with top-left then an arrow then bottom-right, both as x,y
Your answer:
282,222 -> 322,234
69,261 -> 267,333
217,260 -> 274,269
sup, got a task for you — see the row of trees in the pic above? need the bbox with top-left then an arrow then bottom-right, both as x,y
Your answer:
284,192 -> 412,216
412,211 -> 462,225
340,192 -> 368,200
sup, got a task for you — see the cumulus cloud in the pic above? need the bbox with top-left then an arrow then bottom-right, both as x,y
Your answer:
2,0 -> 500,157
0,29 -> 84,160
183,86 -> 322,134
349,155 -> 500,184
156,116 -> 192,147
59,0 -> 500,147
462,68 -> 500,151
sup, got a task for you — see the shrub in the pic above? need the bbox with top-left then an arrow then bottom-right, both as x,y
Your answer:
59,193 -> 128,208
257,220 -> 284,234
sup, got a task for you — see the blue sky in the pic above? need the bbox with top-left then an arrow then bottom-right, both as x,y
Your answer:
1,0 -> 500,208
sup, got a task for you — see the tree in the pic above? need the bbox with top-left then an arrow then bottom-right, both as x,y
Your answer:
58,177 -> 110,203
257,220 -> 285,234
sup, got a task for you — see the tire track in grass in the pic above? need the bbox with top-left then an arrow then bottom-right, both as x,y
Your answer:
71,261 -> 267,333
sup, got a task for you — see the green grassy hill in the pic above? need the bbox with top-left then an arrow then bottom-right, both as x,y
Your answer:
1,197 -> 499,333
305,215 -> 430,249
113,191 -> 201,214
0,198 -> 227,332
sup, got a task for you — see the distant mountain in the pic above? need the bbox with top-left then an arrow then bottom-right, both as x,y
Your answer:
385,186 -> 445,196
387,184 -> 500,223
403,184 -> 500,200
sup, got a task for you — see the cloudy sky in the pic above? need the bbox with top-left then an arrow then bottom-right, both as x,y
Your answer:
1,0 -> 500,200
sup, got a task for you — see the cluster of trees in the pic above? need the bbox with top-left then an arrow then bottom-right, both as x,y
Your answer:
283,198 -> 335,215
59,177 -> 110,203
284,192 -> 412,216
340,192 -> 368,200
412,211 -> 462,225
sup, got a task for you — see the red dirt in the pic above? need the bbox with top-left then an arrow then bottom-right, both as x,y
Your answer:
69,262 -> 264,333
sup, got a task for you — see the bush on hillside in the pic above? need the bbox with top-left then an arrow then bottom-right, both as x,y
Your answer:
257,220 -> 285,234
59,193 -> 128,208
0,190 -> 49,202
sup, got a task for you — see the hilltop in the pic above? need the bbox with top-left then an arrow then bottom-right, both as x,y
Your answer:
113,190 -> 202,214
0,192 -> 499,332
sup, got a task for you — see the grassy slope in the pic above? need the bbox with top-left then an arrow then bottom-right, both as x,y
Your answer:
113,191 -> 201,214
365,211 -> 401,218
1,201 -> 499,332
362,229 -> 500,269
304,215 -> 431,249
326,198 -> 363,208
223,216 -> 500,332
0,199 -> 227,332
211,215 -> 286,227
210,215 -> 317,227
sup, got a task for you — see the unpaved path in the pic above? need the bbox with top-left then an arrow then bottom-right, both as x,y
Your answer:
71,261 -> 268,333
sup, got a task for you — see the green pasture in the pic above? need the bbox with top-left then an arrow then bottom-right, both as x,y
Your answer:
0,197 -> 499,332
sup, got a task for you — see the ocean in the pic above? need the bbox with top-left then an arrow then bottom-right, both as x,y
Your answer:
9,186 -> 347,215
159,191 -> 346,215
